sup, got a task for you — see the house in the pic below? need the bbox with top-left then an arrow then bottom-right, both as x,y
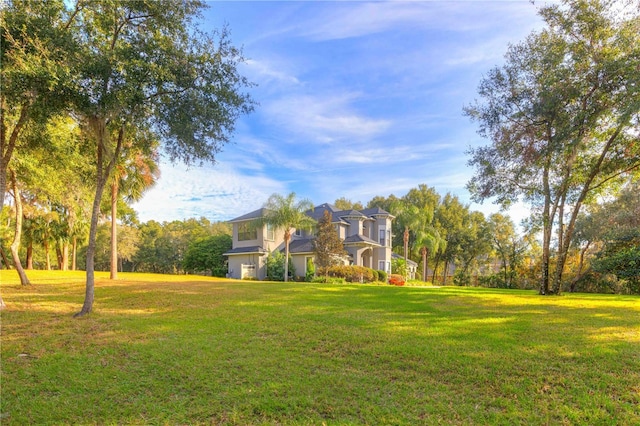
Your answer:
224,203 -> 395,280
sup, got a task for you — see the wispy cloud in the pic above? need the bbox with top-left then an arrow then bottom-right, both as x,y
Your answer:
265,93 -> 392,143
133,162 -> 286,222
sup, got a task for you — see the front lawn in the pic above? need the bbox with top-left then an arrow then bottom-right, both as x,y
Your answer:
1,270 -> 639,424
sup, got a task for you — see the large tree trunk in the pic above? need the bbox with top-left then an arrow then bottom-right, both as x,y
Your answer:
26,242 -> 33,269
9,169 -> 30,286
61,241 -> 69,271
540,166 -> 552,295
110,180 -> 118,280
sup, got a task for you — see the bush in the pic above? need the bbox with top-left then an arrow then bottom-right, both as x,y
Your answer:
311,276 -> 347,284
389,274 -> 405,286
377,270 -> 388,282
323,265 -> 376,283
305,257 -> 316,282
265,251 -> 296,281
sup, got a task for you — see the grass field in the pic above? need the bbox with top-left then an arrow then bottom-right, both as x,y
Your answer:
1,270 -> 639,425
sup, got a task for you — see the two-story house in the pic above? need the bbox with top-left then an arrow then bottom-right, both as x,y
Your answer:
224,203 -> 394,280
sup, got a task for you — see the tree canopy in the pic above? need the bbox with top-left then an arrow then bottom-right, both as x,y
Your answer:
465,0 -> 640,294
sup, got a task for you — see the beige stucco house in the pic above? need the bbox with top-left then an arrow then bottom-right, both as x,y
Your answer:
224,203 -> 395,280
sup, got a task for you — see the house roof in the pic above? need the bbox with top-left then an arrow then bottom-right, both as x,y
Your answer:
391,252 -> 418,266
228,208 -> 268,223
286,238 -> 315,254
361,207 -> 395,219
231,203 -> 394,225
343,234 -> 380,246
223,246 -> 267,256
307,205 -> 350,225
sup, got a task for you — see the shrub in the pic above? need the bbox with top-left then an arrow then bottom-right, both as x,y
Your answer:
305,257 -> 316,282
391,257 -> 408,277
265,251 -> 296,281
311,276 -> 347,284
323,265 -> 376,283
389,274 -> 405,286
377,270 -> 388,282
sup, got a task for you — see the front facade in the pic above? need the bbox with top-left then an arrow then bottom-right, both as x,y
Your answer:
224,203 -> 395,280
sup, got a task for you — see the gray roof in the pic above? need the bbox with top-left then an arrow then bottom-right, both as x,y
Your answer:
228,208 -> 267,223
360,207 -> 394,218
286,238 -> 315,254
307,205 -> 350,225
223,246 -> 267,256
343,234 -> 380,246
391,252 -> 418,266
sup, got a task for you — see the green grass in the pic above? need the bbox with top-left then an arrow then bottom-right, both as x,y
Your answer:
1,270 -> 639,425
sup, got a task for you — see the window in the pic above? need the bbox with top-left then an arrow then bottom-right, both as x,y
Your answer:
295,228 -> 302,237
238,222 -> 257,241
379,228 -> 386,246
378,261 -> 385,271
387,230 -> 391,247
266,223 -> 275,241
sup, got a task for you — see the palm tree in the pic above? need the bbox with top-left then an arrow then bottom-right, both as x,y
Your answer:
109,132 -> 160,280
261,193 -> 315,282
393,201 -> 421,279
414,225 -> 445,283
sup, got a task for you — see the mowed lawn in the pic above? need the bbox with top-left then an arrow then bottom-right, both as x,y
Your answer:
1,271 -> 639,425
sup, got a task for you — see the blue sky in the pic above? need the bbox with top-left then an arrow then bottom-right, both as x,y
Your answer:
133,1 -> 548,224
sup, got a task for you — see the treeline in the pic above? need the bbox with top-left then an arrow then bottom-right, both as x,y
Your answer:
2,180 -> 638,294
0,214 -> 232,277
358,182 -> 639,294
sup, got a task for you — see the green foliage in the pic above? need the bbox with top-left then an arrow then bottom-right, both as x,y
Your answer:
305,257 -> 315,282
592,236 -> 640,294
323,265 -> 376,283
478,273 -> 518,289
183,234 -> 232,277
391,257 -> 408,276
465,0 -> 640,294
265,251 -> 295,281
132,218 -> 230,274
377,269 -> 388,282
333,197 -> 364,211
310,276 -> 346,284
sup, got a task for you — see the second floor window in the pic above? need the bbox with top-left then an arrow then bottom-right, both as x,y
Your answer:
379,228 -> 386,246
266,223 -> 275,241
238,222 -> 257,241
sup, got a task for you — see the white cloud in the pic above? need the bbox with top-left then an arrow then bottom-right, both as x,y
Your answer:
293,2 -> 541,41
245,58 -> 301,86
266,93 -> 392,143
132,162 -> 286,223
